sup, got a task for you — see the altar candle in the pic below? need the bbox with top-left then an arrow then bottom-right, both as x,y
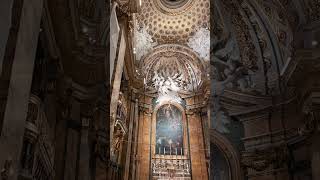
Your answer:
175,148 -> 178,166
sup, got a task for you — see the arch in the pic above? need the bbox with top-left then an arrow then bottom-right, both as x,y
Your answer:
140,44 -> 207,94
155,104 -> 184,155
152,101 -> 189,156
210,129 -> 244,180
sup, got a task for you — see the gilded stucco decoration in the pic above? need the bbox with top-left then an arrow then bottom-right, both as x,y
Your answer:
140,44 -> 206,95
136,0 -> 209,43
254,0 -> 294,70
133,20 -> 157,61
187,27 -> 210,61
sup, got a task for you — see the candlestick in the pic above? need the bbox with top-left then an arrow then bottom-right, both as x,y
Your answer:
175,148 -> 178,167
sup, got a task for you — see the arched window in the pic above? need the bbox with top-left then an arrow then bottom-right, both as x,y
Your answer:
155,104 -> 184,155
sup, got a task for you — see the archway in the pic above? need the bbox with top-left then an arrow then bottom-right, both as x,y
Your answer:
210,129 -> 244,180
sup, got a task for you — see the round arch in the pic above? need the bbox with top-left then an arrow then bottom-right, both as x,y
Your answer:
151,101 -> 189,156
210,129 -> 244,180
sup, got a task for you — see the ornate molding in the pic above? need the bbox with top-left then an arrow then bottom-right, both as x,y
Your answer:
140,44 -> 207,95
136,0 -> 209,43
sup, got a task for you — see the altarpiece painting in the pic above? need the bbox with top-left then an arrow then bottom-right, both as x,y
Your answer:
155,104 -> 184,155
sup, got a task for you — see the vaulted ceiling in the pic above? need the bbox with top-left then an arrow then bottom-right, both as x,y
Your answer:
136,0 -> 209,44
133,0 -> 210,96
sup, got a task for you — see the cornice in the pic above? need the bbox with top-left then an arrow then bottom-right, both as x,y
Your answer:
219,89 -> 297,117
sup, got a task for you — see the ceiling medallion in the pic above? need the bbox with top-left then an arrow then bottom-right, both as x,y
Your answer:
154,0 -> 194,15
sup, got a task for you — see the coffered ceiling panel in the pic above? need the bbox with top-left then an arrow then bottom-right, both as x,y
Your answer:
136,0 -> 210,44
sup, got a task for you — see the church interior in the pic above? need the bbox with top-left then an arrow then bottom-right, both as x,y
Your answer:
0,0 -> 319,180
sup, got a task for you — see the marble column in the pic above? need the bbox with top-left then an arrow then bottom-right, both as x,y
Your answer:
0,0 -> 43,179
187,110 -> 209,180
124,91 -> 138,180
136,105 -> 151,180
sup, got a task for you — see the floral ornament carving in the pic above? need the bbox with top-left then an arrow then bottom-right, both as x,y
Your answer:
210,2 -> 256,134
187,27 -> 210,62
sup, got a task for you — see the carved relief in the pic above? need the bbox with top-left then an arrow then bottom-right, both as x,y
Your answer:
141,44 -> 206,95
254,0 -> 293,70
221,1 -> 258,72
242,146 -> 289,172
